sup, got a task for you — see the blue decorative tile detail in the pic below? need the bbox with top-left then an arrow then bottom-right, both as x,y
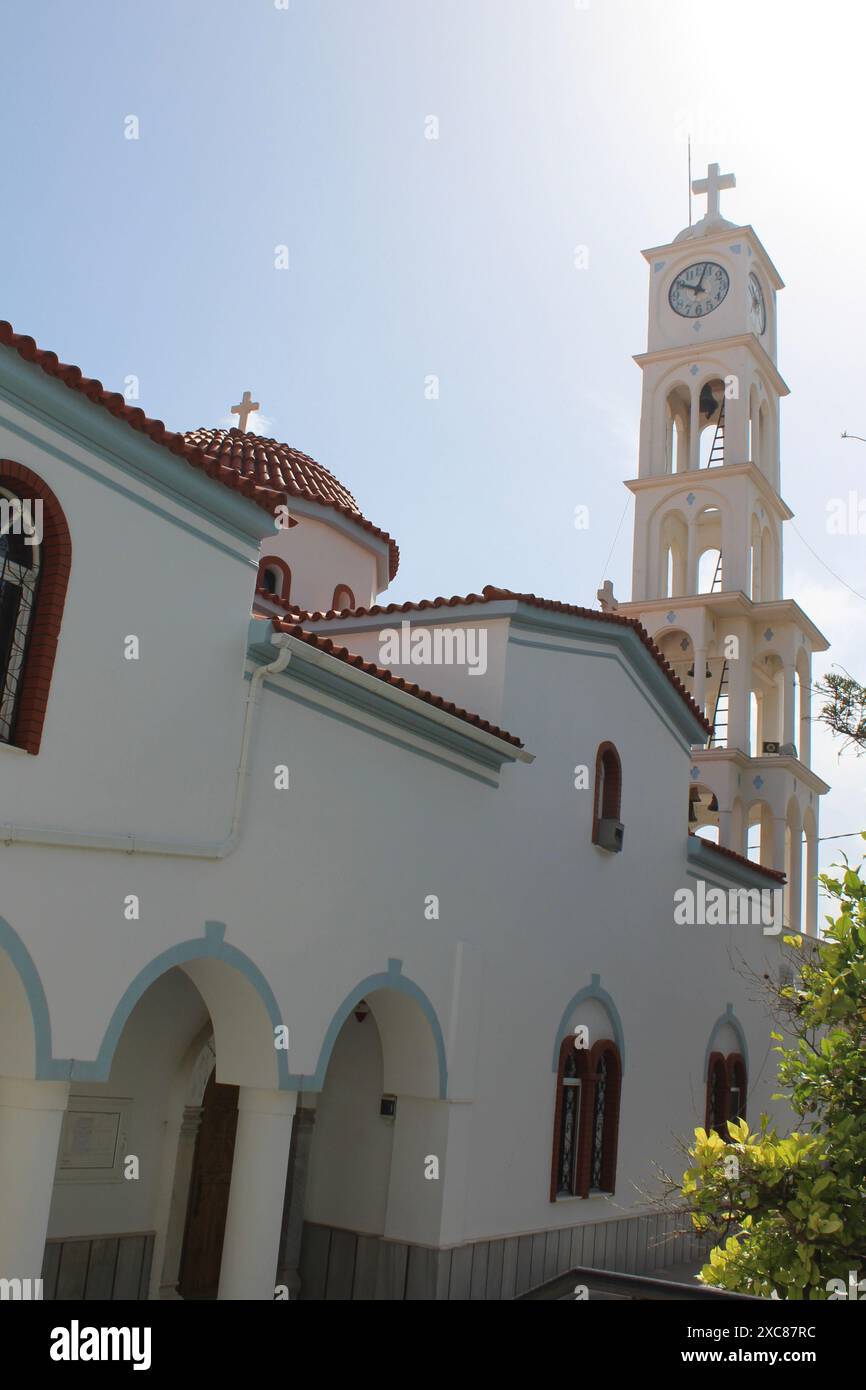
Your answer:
654,260 -> 666,271
694,323 -> 702,332
680,636 -> 690,651
690,364 -> 699,376
686,492 -> 696,505
666,610 -> 676,623
691,765 -> 701,780
753,775 -> 764,790
763,627 -> 774,642
731,243 -> 742,254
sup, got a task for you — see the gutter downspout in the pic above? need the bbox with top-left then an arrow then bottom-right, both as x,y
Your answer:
0,635 -> 292,859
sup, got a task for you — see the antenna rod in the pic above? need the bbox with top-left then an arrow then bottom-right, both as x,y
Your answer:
688,136 -> 692,226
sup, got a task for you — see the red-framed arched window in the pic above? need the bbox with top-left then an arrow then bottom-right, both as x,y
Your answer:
705,1051 -> 747,1137
0,463 -> 71,754
257,556 -> 291,602
726,1054 -> 747,1130
705,1051 -> 728,1135
592,741 -> 623,847
331,584 -> 355,612
550,1037 -> 622,1200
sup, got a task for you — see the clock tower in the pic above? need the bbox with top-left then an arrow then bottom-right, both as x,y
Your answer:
614,164 -> 829,933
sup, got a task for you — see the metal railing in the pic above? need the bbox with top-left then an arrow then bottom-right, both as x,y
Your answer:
517,1265 -> 763,1301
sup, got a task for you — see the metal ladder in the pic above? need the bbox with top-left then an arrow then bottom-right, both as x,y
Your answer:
710,660 -> 729,747
706,401 -> 725,466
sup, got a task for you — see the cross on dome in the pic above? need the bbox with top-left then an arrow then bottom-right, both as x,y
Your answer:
231,390 -> 260,432
692,162 -> 735,221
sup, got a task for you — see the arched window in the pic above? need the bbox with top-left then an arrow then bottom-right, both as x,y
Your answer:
257,556 -> 291,603
550,1037 -> 622,1200
332,584 -> 355,612
592,742 -> 623,849
0,466 -> 71,754
705,1051 -> 747,1137
726,1054 -> 747,1129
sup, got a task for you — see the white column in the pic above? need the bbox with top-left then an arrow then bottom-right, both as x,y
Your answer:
218,1087 -> 296,1301
692,647 -> 708,716
157,1104 -> 203,1299
688,387 -> 701,472
782,664 -> 797,749
0,1077 -> 68,1281
805,824 -> 818,936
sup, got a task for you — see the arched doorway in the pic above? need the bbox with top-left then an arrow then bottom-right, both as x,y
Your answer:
177,1068 -> 239,1300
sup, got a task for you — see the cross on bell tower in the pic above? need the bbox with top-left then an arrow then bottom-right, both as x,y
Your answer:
692,162 -> 736,223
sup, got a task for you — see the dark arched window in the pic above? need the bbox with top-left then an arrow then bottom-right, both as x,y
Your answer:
257,556 -> 291,603
726,1054 -> 747,1129
551,1037 -> 622,1200
332,584 -> 355,612
705,1051 -> 747,1137
592,741 -> 623,849
0,465 -> 71,754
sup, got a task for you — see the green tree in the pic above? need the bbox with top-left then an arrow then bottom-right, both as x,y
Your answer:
678,850 -> 866,1298
817,672 -> 866,754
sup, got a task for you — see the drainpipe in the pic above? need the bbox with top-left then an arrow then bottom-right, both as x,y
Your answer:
0,633 -> 292,859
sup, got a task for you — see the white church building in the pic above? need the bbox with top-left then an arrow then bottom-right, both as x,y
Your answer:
0,169 -> 825,1301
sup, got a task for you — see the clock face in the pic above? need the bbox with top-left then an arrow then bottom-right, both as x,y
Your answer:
748,272 -> 766,335
668,261 -> 730,319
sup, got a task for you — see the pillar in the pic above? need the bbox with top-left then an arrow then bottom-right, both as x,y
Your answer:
688,386 -> 701,472
805,824 -> 818,936
787,819 -> 803,934
725,623 -> 751,752
218,1087 -> 296,1301
158,1103 -> 203,1298
781,664 -> 797,749
0,1077 -> 69,1282
692,646 -> 708,716
276,1101 -> 317,1299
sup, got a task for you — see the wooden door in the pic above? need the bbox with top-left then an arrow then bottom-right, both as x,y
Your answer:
178,1070 -> 239,1299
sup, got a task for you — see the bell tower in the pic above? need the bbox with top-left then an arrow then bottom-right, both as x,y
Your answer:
614,164 -> 829,933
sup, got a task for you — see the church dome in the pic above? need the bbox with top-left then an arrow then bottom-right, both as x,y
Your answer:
184,427 -> 399,578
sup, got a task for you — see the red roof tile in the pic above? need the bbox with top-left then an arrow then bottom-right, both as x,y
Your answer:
690,834 -> 786,883
292,585 -> 712,735
185,428 -> 400,580
265,617 -> 524,750
0,321 -> 287,519
0,321 -> 400,575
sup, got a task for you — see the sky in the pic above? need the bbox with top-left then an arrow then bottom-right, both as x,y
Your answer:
1,0 -> 863,879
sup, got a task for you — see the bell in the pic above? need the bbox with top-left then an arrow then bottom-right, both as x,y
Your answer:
699,383 -> 719,419
708,794 -> 719,813
687,664 -> 694,678
689,801 -> 698,823
689,786 -> 701,802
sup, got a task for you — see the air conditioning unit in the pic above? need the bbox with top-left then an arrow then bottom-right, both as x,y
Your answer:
596,818 -> 625,853
762,741 -> 780,755
779,742 -> 798,759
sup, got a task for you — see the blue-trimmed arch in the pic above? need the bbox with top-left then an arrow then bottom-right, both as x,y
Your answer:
704,1003 -> 749,1079
74,921 -> 289,1086
0,914 -> 57,1079
292,957 -> 448,1099
551,973 -> 626,1072
0,920 -> 289,1086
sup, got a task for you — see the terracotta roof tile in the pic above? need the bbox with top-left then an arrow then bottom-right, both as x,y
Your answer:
0,321 -> 400,576
185,428 -> 400,580
690,834 -> 786,883
292,585 -> 712,735
266,617 -> 524,750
